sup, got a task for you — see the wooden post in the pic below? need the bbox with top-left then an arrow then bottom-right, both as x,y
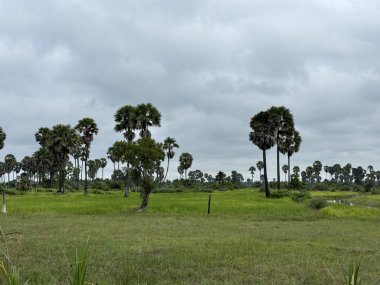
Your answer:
207,194 -> 211,215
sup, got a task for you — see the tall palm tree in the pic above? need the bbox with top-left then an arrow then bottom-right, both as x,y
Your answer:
179,152 -> 193,179
163,137 -> 179,182
282,165 -> 289,182
267,106 -> 294,190
135,103 -> 161,138
45,124 -> 78,193
4,154 -> 16,186
279,129 -> 301,189
75,118 -> 98,195
248,166 -> 256,187
256,161 -> 264,187
114,105 -> 138,141
177,165 -> 184,178
249,111 -> 276,197
100,158 -> 107,180
0,127 -> 6,150
114,105 -> 139,197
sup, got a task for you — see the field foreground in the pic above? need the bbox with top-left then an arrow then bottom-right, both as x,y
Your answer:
1,190 -> 380,284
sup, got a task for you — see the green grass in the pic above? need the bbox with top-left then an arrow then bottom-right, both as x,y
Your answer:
1,189 -> 380,284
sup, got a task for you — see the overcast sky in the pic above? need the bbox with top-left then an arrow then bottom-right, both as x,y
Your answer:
1,0 -> 380,181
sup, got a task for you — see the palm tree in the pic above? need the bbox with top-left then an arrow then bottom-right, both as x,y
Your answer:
114,105 -> 139,197
179,152 -> 193,179
177,165 -> 184,178
0,127 -> 5,150
282,165 -> 289,182
114,105 -> 138,141
249,111 -> 276,197
163,137 -> 179,182
75,118 -> 98,195
215,171 -> 226,185
4,154 -> 16,186
324,165 -> 330,180
256,161 -> 264,187
248,166 -> 256,187
100,158 -> 107,180
267,106 -> 294,190
135,103 -> 161,138
278,129 -> 301,189
45,124 -> 78,193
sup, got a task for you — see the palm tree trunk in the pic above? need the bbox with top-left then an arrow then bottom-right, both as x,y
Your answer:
276,142 -> 280,190
164,157 -> 170,182
84,158 -> 88,195
124,163 -> 130,197
102,168 -> 104,180
80,160 -> 83,184
263,150 -> 270,198
288,154 -> 291,190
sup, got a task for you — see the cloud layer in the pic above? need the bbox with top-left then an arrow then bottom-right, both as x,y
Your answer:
1,0 -> 380,180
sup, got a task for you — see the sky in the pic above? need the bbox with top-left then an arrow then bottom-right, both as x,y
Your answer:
1,0 -> 380,181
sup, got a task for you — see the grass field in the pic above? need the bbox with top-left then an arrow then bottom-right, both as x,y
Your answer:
1,189 -> 380,284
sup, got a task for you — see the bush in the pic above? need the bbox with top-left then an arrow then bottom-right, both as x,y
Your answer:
336,184 -> 352,192
290,191 -> 311,202
269,190 -> 290,198
371,187 -> 380,195
312,183 -> 329,191
309,198 -> 327,210
353,185 -> 365,192
290,177 -> 303,190
363,180 -> 375,192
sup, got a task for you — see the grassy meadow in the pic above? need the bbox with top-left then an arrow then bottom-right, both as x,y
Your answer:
1,189 -> 380,284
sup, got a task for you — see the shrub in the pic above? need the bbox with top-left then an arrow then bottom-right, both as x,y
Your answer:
309,198 -> 327,210
269,190 -> 290,198
312,183 -> 329,191
363,180 -> 375,192
371,187 -> 380,195
290,191 -> 310,202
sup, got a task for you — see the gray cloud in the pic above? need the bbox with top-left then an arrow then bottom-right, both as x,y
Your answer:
1,0 -> 380,180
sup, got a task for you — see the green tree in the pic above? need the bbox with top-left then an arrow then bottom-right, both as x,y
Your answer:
36,125 -> 78,193
135,103 -> 161,138
352,166 -> 366,185
323,165 -> 330,180
4,154 -> 16,185
293,166 -> 300,178
313,160 -> 322,183
332,164 -> 342,183
0,127 -> 5,150
231,170 -> 244,186
215,171 -> 226,185
163,137 -> 179,182
306,166 -> 314,189
114,105 -> 137,141
279,129 -> 301,189
179,152 -> 193,179
249,111 -> 276,197
248,166 -> 256,186
267,106 -> 294,190
177,165 -> 184,178
100,158 -> 107,180
127,138 -> 165,209
75,118 -> 99,195
282,165 -> 289,182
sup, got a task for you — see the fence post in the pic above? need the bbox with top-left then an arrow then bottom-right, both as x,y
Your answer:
207,194 -> 211,215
